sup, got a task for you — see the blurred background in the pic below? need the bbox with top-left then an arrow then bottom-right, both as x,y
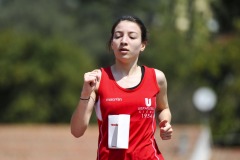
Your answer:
0,0 -> 240,159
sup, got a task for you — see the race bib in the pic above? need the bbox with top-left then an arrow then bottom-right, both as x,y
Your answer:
108,114 -> 130,149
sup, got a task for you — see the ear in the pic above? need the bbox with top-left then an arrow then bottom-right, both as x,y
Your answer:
140,41 -> 147,52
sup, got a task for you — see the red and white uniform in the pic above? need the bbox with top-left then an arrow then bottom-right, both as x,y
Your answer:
95,66 -> 164,160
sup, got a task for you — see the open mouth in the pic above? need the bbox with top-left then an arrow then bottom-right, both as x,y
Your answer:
119,48 -> 129,52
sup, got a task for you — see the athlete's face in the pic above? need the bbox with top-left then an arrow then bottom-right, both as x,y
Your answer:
111,21 -> 146,62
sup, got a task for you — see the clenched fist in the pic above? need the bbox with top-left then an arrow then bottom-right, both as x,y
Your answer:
159,120 -> 173,140
81,69 -> 101,98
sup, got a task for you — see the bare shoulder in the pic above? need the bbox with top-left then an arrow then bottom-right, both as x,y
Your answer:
154,69 -> 167,87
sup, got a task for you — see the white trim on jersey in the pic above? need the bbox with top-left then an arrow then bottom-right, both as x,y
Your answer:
151,112 -> 160,160
95,98 -> 103,121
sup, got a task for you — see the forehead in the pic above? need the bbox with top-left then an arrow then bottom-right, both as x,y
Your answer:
114,20 -> 141,33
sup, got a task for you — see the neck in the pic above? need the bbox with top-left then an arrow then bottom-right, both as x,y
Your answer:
113,61 -> 139,77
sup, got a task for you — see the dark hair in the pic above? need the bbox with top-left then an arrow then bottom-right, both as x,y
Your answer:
108,15 -> 148,51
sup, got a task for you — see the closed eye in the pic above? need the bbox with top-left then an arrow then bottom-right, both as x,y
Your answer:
130,36 -> 137,39
114,32 -> 122,39
129,32 -> 138,39
114,35 -> 122,39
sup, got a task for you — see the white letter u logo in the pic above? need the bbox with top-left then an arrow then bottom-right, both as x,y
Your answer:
145,98 -> 151,107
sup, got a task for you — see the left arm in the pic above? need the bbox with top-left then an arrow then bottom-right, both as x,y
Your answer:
155,69 -> 173,140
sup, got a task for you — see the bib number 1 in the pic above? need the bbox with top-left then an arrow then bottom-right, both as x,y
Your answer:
108,114 -> 130,149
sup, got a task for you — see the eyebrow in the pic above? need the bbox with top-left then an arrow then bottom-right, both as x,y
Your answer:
115,30 -> 138,33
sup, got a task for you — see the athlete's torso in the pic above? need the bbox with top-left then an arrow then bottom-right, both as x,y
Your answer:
95,66 -> 164,160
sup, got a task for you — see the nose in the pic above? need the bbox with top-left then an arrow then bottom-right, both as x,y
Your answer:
120,35 -> 128,45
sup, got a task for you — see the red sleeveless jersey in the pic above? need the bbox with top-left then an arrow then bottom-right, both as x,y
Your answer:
95,66 -> 164,160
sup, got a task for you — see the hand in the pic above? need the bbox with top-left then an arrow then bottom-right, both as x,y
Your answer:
81,70 -> 100,97
159,120 -> 173,140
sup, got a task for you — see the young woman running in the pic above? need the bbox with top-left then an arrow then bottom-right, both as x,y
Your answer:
71,15 -> 173,160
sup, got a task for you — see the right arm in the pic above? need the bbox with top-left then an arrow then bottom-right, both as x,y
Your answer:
70,69 -> 101,138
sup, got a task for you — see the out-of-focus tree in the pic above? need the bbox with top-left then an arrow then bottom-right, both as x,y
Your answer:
203,0 -> 240,146
188,29 -> 240,146
0,30 -> 96,123
0,0 -> 96,123
211,0 -> 240,33
141,0 -> 217,123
